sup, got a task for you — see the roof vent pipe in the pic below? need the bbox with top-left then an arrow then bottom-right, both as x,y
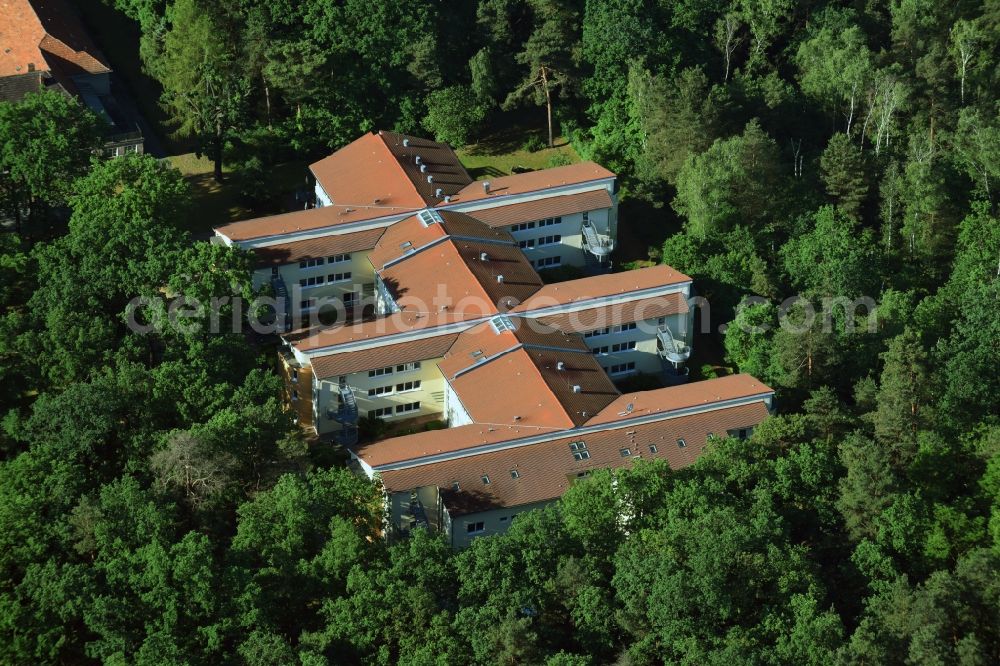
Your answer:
480,252 -> 489,261
572,385 -> 582,393
443,195 -> 451,203
420,164 -> 427,173
497,275 -> 504,283
483,181 -> 491,194
427,175 -> 434,184
557,361 -> 565,370
415,155 -> 422,165
435,188 -> 443,198
402,138 -> 410,148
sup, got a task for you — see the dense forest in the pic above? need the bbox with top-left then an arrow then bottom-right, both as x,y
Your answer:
0,0 -> 998,663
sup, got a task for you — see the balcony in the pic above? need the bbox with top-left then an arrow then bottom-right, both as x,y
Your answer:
330,381 -> 359,425
657,324 -> 691,364
582,222 -> 614,258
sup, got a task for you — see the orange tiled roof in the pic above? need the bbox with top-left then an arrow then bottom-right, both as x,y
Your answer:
376,212 -> 543,317
439,317 -> 619,429
513,265 -> 691,312
0,0 -> 110,78
310,131 -> 472,210
251,227 -> 385,268
215,204 -> 410,242
375,400 -> 771,514
368,210 -> 512,270
586,373 -> 773,426
440,162 -> 615,206
535,292 -> 689,333
464,189 -> 613,228
311,333 -> 459,379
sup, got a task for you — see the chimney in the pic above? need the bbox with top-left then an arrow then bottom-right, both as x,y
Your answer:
483,181 -> 491,194
557,361 -> 565,370
572,385 -> 582,393
402,138 -> 410,148
426,175 -> 433,184
496,275 -> 504,283
480,252 -> 489,261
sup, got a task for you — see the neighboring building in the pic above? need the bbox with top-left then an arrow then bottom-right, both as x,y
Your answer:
212,130 -> 770,547
0,0 -> 143,156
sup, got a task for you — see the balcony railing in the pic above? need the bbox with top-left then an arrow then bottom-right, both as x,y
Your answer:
582,222 -> 614,258
657,324 -> 691,364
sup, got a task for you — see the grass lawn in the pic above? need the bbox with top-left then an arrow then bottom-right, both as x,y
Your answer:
456,125 -> 579,180
167,154 -> 310,237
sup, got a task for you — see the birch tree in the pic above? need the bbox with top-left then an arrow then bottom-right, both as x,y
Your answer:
796,25 -> 873,136
950,19 -> 981,105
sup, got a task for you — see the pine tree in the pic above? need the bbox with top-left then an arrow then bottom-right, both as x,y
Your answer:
820,133 -> 868,219
873,328 -> 929,465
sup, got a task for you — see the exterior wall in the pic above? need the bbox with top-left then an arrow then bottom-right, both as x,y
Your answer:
314,182 -> 333,208
253,250 -> 376,315
579,311 -> 689,378
278,352 -> 315,430
446,500 -> 552,549
501,207 -> 614,270
445,382 -> 473,426
313,358 -> 448,435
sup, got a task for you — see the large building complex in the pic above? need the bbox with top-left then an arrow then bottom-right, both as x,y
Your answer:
213,132 -> 773,545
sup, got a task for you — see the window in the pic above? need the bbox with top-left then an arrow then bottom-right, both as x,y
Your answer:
591,346 -> 609,356
369,406 -> 392,418
481,475 -> 491,485
569,441 -> 590,461
611,341 -> 637,353
369,366 -> 393,377
611,323 -> 637,333
327,253 -> 350,263
396,361 -> 421,373
518,239 -> 535,249
368,384 -> 393,397
608,362 -> 636,376
539,216 -> 561,227
466,521 -> 485,535
677,438 -> 687,448
418,209 -> 443,226
343,292 -> 357,305
299,257 -> 324,269
291,369 -> 299,383
395,401 -> 420,415
510,470 -> 520,479
584,327 -> 611,338
291,389 -> 299,401
327,271 -> 351,283
537,234 -> 561,246
649,444 -> 658,454
395,380 -> 421,393
534,256 -> 561,268
582,211 -> 590,223
299,275 -> 325,287
489,315 -> 515,333
619,448 -> 632,457
511,222 -> 536,232
300,299 -> 314,310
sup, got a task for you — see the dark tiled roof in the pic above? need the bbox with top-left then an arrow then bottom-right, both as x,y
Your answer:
465,189 -> 614,228
251,228 -> 385,268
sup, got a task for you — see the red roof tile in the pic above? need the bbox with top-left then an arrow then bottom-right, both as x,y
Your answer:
440,162 -> 616,205
251,227 -> 385,268
311,333 -> 459,379
215,204 -> 409,242
0,0 -> 110,78
513,265 -> 691,312
464,189 -> 613,228
376,401 -> 771,513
